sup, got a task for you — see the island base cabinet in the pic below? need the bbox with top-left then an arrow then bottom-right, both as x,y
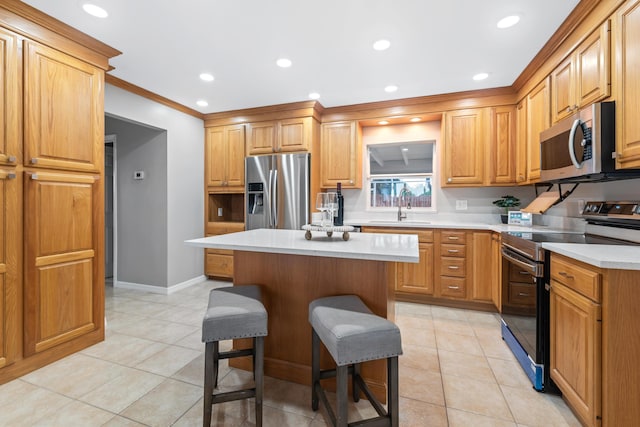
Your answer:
550,280 -> 601,427
230,251 -> 393,403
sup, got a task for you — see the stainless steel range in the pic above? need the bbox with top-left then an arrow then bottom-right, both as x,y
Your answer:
500,201 -> 640,393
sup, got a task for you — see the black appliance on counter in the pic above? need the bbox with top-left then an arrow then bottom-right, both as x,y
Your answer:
500,201 -> 640,392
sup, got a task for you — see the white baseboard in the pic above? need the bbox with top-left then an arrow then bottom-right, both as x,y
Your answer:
114,275 -> 208,295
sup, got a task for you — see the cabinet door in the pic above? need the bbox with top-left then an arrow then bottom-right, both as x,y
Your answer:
551,56 -> 575,123
0,28 -> 19,167
24,41 -> 103,172
615,1 -> 640,168
526,78 -> 550,183
0,170 -> 19,368
487,106 -> 516,185
225,125 -> 246,188
442,109 -> 485,186
471,231 -> 493,303
279,117 -> 310,153
246,121 -> 277,155
397,243 -> 433,295
576,21 -> 610,108
550,281 -> 601,427
515,100 -> 528,184
490,233 -> 502,310
23,171 -> 102,356
321,121 -> 361,188
205,127 -> 227,187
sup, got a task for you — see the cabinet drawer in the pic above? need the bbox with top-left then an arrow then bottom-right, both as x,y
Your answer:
206,253 -> 233,277
510,265 -> 534,282
206,221 -> 245,235
439,277 -> 466,298
441,230 -> 466,244
508,282 -> 536,306
440,243 -> 466,257
362,227 -> 433,243
551,255 -> 601,302
440,257 -> 465,277
206,248 -> 233,256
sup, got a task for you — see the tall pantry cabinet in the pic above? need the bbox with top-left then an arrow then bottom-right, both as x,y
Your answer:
0,1 -> 120,382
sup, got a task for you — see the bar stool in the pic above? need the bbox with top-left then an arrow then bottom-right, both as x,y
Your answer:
308,295 -> 402,427
202,285 -> 268,427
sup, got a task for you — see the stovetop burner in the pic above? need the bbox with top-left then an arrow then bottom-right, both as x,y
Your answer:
504,231 -> 638,246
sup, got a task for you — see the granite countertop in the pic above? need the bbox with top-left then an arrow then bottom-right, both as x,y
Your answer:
185,228 -> 419,263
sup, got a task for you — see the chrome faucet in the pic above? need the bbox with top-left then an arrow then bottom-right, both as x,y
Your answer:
397,186 -> 411,221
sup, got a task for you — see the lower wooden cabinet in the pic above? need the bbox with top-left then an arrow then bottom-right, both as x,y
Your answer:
204,221 -> 245,279
0,170 -> 18,369
23,171 -> 103,356
398,242 -> 434,295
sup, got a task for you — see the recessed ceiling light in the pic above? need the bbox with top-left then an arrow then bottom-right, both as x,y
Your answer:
384,85 -> 398,93
473,73 -> 489,81
196,100 -> 209,107
410,117 -> 421,122
378,120 -> 389,125
308,92 -> 320,100
276,58 -> 292,68
199,73 -> 214,82
373,39 -> 391,51
82,3 -> 108,18
497,15 -> 520,29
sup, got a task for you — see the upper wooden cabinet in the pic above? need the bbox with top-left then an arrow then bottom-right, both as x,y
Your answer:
442,107 -> 516,187
615,0 -> 640,168
205,124 -> 245,192
551,21 -> 611,123
0,28 -> 19,167
321,121 -> 362,189
515,100 -> 528,184
24,41 -> 103,173
525,77 -> 550,183
246,117 -> 314,155
487,106 -> 516,185
23,171 -> 102,356
442,109 -> 486,186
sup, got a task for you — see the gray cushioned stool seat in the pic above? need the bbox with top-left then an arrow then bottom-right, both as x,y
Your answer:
202,285 -> 267,342
309,295 -> 402,366
202,285 -> 267,427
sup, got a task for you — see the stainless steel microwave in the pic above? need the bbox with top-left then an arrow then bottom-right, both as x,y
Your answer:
539,101 -> 617,183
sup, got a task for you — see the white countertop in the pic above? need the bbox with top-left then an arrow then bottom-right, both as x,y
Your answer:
349,218 -> 568,234
543,243 -> 640,270
185,228 -> 419,263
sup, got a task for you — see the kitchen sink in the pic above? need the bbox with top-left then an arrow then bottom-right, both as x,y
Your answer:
370,220 -> 431,225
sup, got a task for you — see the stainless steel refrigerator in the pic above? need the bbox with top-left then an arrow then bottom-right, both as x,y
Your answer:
245,153 -> 310,230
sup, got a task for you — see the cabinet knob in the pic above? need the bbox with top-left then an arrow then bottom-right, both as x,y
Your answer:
566,107 -> 572,113
31,158 -> 38,164
7,155 -> 16,163
447,177 -> 452,183
558,271 -> 574,279
349,180 -> 354,184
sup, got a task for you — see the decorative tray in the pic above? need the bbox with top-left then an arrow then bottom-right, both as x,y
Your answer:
301,224 -> 355,241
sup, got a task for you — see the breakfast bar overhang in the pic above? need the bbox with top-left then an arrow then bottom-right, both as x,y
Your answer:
186,228 -> 419,400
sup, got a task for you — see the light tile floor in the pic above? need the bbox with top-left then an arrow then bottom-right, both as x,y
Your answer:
0,280 -> 582,426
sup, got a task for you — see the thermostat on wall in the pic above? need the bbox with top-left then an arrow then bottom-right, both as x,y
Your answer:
133,171 -> 145,180
508,211 -> 532,226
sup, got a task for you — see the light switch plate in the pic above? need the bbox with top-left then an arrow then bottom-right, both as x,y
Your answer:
455,200 -> 468,210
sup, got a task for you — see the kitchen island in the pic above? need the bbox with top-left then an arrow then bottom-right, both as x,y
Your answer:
186,228 -> 419,400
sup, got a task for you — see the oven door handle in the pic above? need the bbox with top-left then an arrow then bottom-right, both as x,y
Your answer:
501,247 -> 543,278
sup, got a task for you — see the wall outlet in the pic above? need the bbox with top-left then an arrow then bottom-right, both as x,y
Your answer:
455,200 -> 468,210
133,170 -> 145,180
217,207 -> 223,217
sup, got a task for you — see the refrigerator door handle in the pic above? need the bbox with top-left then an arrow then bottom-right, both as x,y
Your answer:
272,168 -> 278,227
267,169 -> 274,228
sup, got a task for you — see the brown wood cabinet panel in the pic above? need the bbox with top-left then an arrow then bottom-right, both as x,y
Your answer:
279,117 -> 311,153
245,121 -> 277,155
551,56 -> 575,123
321,121 -> 361,188
205,125 -> 245,191
471,231 -> 493,303
550,255 -> 601,302
439,276 -> 466,298
515,100 -> 528,184
23,41 -> 103,173
487,106 -> 516,185
397,243 -> 433,295
615,0 -> 640,168
0,170 -> 19,369
442,109 -> 485,186
440,257 -> 465,278
550,280 -> 601,427
440,243 -> 465,258
440,230 -> 466,244
0,28 -> 19,167
23,171 -> 102,356
206,252 -> 233,278
526,77 -> 550,183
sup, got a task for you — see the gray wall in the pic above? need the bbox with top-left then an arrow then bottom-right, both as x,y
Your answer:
104,84 -> 205,290
105,116 -> 168,287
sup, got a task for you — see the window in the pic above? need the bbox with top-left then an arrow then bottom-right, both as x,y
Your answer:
367,141 -> 435,210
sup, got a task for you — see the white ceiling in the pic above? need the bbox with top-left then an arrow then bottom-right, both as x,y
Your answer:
22,0 -> 580,115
